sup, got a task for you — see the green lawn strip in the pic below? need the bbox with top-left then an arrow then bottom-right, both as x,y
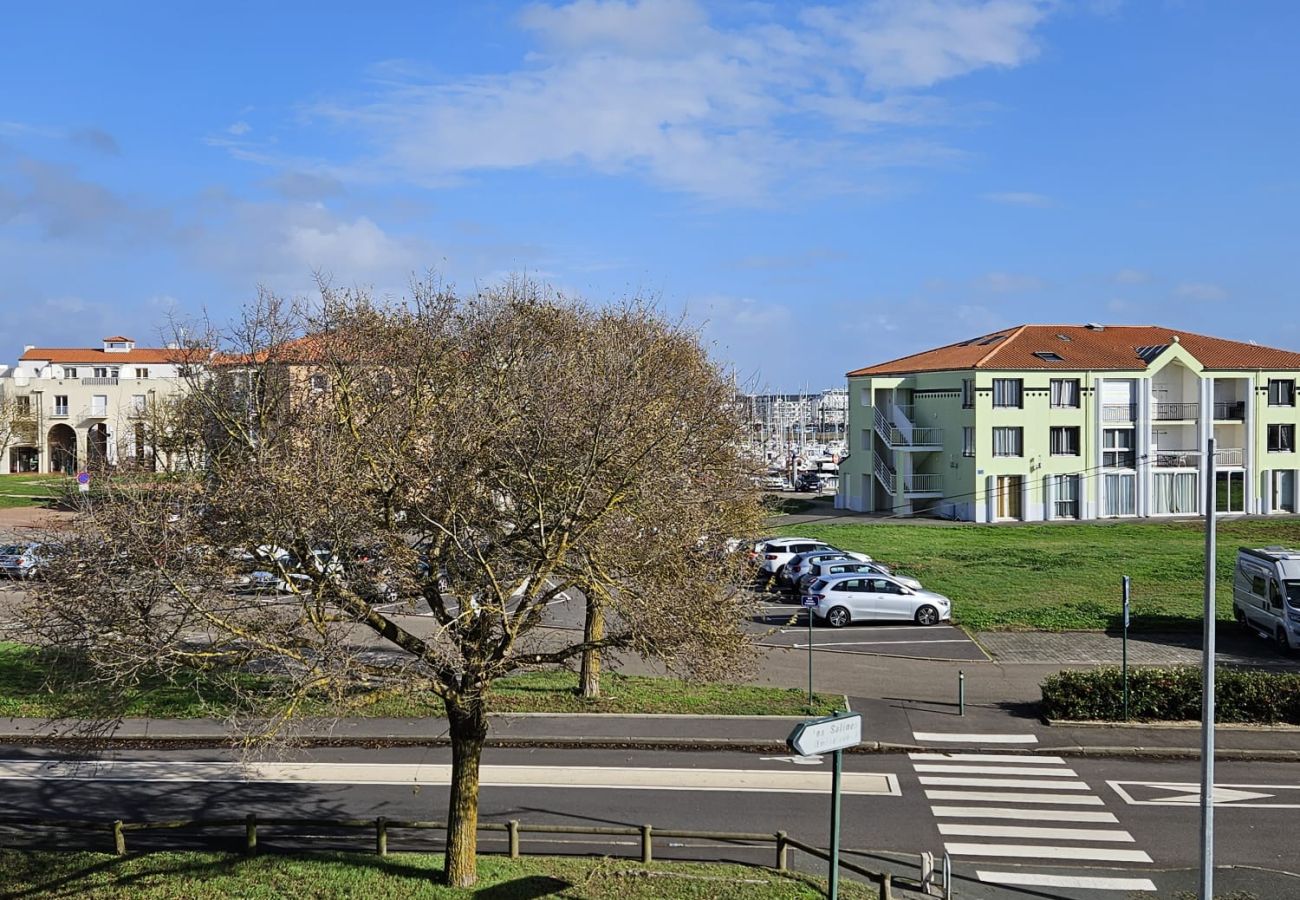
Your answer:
0,474 -> 65,507
0,851 -> 874,899
0,643 -> 840,719
776,519 -> 1300,632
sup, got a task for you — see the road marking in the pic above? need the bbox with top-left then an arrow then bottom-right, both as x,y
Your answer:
791,639 -> 972,648
913,764 -> 1079,777
0,761 -> 901,796
1108,781 -> 1300,808
913,732 -> 1037,744
945,843 -> 1152,863
932,806 -> 1119,823
938,823 -> 1134,842
976,871 -> 1157,891
919,776 -> 1091,790
910,753 -> 1065,764
925,790 -> 1104,805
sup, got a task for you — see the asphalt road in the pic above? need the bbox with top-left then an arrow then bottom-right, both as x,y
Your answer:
2,745 -> 1298,897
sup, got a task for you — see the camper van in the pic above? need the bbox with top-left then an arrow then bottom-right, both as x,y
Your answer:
1233,546 -> 1300,652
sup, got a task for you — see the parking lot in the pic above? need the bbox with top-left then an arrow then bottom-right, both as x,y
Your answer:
748,598 -> 989,662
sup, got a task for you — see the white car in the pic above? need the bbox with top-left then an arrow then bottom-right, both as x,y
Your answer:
807,572 -> 952,627
0,542 -> 47,579
795,560 -> 921,597
780,549 -> 872,592
756,537 -> 835,577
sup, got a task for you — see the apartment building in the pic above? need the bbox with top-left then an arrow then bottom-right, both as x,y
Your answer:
1,336 -> 191,474
837,324 -> 1300,521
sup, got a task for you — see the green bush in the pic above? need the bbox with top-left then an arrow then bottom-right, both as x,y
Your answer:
1041,666 -> 1300,724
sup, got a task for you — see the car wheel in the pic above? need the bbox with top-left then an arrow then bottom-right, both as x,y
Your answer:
1278,628 -> 1293,655
1234,607 -> 1247,630
826,606 -> 850,628
915,605 -> 940,626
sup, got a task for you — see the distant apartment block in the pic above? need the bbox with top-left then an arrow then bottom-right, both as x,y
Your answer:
837,324 -> 1300,521
1,336 -> 190,473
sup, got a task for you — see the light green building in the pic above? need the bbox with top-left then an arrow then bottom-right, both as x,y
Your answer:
837,324 -> 1300,522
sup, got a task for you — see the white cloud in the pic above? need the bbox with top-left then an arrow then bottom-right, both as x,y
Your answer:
1111,267 -> 1151,285
1174,281 -> 1228,302
226,121 -> 252,136
982,190 -> 1051,207
301,0 -> 1062,201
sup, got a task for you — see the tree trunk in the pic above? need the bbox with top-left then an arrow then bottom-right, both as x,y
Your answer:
443,693 -> 488,887
579,599 -> 604,700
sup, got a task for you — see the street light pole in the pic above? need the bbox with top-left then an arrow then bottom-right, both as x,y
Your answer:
1199,437 -> 1217,900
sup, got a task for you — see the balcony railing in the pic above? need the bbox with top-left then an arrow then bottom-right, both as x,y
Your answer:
1102,404 -> 1136,422
906,427 -> 944,447
904,472 -> 943,494
1154,448 -> 1243,468
1152,401 -> 1199,421
873,451 -> 896,494
82,377 -> 119,386
1213,401 -> 1246,421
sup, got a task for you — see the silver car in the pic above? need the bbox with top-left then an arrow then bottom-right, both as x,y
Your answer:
796,560 -> 922,597
807,572 -> 952,627
0,542 -> 46,579
780,549 -> 871,592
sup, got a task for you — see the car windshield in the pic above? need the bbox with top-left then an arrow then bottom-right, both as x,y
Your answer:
1287,581 -> 1300,607
810,579 -> 828,591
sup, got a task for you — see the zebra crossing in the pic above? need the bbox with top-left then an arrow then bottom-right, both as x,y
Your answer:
908,733 -> 1157,893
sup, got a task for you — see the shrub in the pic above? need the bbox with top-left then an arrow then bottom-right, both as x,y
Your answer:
1040,666 -> 1300,724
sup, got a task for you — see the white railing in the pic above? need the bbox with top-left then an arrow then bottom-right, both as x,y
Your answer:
1102,404 -> 1136,422
891,403 -> 915,444
81,377 -> 119,386
908,426 -> 944,447
872,407 -> 892,444
904,472 -> 943,493
1153,447 -> 1243,468
873,451 -> 896,494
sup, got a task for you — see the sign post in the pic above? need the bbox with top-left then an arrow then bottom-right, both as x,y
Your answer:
76,471 -> 90,494
801,594 -> 817,712
787,711 -> 863,900
1122,575 -> 1131,721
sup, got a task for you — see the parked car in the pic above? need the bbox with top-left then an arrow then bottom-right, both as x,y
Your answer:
796,560 -> 921,598
0,542 -> 47,579
756,537 -> 835,578
1233,546 -> 1300,652
806,572 -> 952,627
794,471 -> 825,492
779,548 -> 872,592
762,475 -> 790,492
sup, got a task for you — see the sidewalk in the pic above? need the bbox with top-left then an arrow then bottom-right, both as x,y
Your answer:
3,703 -> 1297,759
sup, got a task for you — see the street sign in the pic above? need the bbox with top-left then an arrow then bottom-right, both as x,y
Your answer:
787,712 -> 863,757
77,471 -> 90,493
801,595 -> 817,608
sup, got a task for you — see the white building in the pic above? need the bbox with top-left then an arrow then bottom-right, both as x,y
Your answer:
2,336 -> 191,474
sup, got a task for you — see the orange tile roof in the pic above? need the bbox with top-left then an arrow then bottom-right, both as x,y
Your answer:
102,335 -> 134,342
847,325 -> 1300,376
20,347 -> 189,365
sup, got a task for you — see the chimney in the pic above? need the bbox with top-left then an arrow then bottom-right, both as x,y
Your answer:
23,345 -> 35,352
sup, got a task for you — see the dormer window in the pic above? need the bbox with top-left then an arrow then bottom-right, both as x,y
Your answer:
102,336 -> 135,353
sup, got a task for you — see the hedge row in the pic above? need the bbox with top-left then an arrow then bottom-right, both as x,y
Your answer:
1040,666 -> 1300,724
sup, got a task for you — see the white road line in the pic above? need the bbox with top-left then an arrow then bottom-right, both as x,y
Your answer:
0,761 -> 901,796
791,639 -> 973,647
925,790 -> 1105,805
938,824 -> 1134,842
945,844 -> 1152,863
931,807 -> 1118,823
977,871 -> 1157,891
913,732 -> 1037,744
919,777 -> 1091,790
913,764 -> 1079,777
910,753 -> 1065,764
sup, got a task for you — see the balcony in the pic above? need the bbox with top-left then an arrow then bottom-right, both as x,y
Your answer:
1102,404 -> 1136,422
84,406 -> 109,419
82,377 -> 119,386
1154,448 -> 1243,468
1152,401 -> 1199,421
1213,400 -> 1246,421
50,407 -> 70,419
904,472 -> 943,495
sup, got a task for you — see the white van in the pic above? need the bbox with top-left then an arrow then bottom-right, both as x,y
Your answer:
1232,546 -> 1300,652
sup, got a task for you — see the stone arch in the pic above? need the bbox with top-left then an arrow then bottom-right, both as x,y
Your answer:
48,424 -> 77,475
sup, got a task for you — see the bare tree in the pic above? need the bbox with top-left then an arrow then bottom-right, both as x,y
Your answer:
25,277 -> 766,887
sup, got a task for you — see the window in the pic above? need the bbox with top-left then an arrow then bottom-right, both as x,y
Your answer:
110,366 -> 120,377
1153,472 -> 1197,515
961,378 -> 975,409
135,367 -> 149,379
131,394 -> 147,414
1269,424 -> 1295,452
53,395 -> 69,416
1251,574 -> 1266,596
309,373 -> 328,391
93,367 -> 109,378
962,426 -> 975,457
992,426 -> 1023,457
91,395 -> 108,416
15,396 -> 31,417
1050,426 -> 1080,456
992,378 -> 1022,408
1052,474 -> 1079,519
1033,351 -> 1065,363
1103,472 -> 1136,516
1050,378 -> 1080,408
1103,429 -> 1136,468
1268,379 -> 1296,407
63,366 -> 77,378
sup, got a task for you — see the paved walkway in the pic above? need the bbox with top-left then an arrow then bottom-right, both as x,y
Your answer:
975,629 -> 1300,668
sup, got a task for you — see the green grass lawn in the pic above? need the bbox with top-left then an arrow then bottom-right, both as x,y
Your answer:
0,643 -> 841,719
0,473 -> 64,508
776,518 -> 1300,632
0,851 -> 874,899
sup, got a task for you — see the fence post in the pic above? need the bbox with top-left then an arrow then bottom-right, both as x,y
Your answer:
640,824 -> 653,864
920,851 -> 934,894
376,816 -> 387,858
508,820 -> 520,859
244,813 -> 258,855
112,820 -> 125,856
880,870 -> 893,900
775,831 -> 788,871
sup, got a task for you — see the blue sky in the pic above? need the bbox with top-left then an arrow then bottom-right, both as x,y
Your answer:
2,1 -> 1297,389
